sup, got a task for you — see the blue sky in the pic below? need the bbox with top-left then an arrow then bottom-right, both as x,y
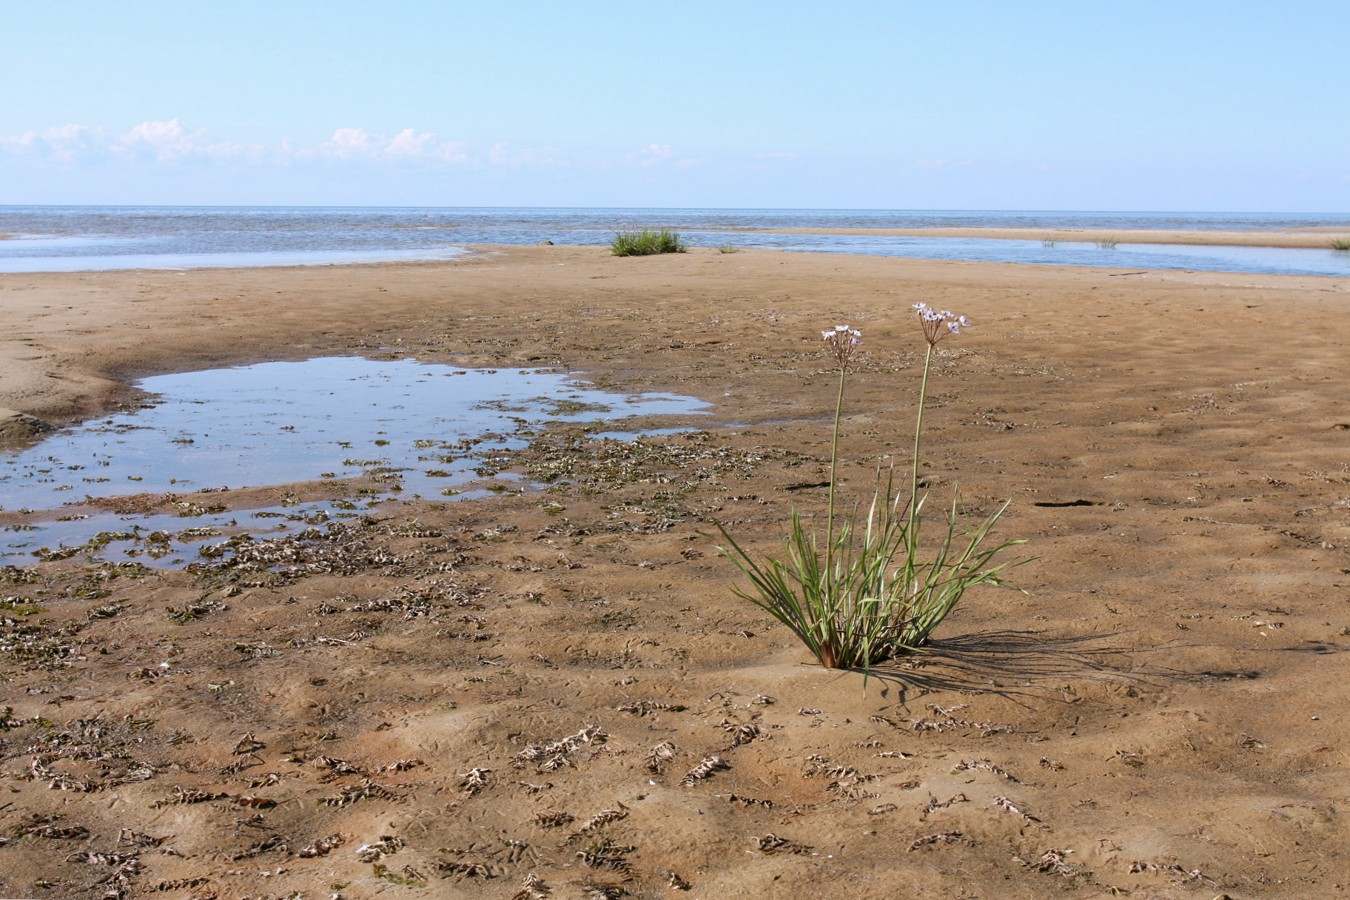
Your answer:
2,1 -> 1347,210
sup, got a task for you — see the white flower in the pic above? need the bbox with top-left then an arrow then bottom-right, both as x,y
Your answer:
913,303 -> 971,345
822,324 -> 862,368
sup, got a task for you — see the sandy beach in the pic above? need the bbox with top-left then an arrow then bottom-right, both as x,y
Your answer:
2,242 -> 1349,898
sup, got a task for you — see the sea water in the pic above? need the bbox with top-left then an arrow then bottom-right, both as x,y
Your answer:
2,206 -> 1349,276
0,357 -> 711,567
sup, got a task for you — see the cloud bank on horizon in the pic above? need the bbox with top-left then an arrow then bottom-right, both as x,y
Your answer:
0,117 -> 815,207
2,2 -> 1346,210
4,119 -> 479,167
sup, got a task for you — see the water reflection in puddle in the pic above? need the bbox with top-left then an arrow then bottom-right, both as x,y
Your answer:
0,357 -> 711,567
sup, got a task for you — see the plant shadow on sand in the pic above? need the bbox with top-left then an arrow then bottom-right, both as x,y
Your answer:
857,629 -> 1147,702
867,629 -> 1350,707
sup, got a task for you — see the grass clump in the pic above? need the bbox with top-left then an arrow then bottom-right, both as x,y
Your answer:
718,310 -> 1026,671
1329,237 -> 1350,251
610,228 -> 687,256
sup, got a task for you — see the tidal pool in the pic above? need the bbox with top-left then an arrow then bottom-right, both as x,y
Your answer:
0,357 -> 711,567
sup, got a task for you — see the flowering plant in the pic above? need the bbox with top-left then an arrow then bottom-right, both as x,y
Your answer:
717,307 -> 1025,670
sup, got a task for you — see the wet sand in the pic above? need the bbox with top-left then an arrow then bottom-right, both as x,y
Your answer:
2,244 -> 1349,897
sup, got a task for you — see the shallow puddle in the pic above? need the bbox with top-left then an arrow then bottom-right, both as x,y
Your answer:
0,357 -> 710,567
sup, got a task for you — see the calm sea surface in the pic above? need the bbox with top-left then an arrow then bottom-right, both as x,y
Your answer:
2,206 -> 1350,276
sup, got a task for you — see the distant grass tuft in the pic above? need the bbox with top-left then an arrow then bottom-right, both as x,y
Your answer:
610,228 -> 687,256
1095,238 -> 1119,250
1330,237 -> 1350,251
717,243 -> 741,254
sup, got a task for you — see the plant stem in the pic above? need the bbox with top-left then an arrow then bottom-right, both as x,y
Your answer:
825,363 -> 847,574
910,342 -> 935,524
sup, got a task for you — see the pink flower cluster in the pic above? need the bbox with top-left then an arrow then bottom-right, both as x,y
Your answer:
822,324 -> 862,369
913,302 -> 971,346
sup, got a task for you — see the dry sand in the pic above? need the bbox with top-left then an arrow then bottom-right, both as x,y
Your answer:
1,244 -> 1349,898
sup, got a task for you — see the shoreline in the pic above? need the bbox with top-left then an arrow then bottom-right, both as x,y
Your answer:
2,246 -> 1349,896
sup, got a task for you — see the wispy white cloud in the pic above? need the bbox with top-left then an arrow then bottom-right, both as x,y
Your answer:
318,126 -> 378,159
313,126 -> 470,163
630,143 -> 674,167
114,119 -> 211,161
0,124 -> 104,163
0,120 -> 478,168
385,128 -> 469,163
1,119 -> 265,165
